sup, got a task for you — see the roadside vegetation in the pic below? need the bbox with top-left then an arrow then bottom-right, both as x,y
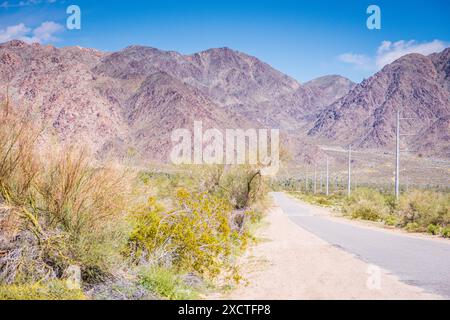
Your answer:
282,183 -> 449,238
0,99 -> 268,300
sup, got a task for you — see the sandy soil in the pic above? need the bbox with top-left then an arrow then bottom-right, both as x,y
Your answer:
211,205 -> 442,300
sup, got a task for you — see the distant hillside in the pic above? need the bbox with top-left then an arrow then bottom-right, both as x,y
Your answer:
309,49 -> 450,158
0,39 -> 448,162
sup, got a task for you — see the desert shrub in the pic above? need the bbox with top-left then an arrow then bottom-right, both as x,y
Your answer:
143,165 -> 268,211
384,215 -> 399,227
398,190 -> 449,227
384,194 -> 398,212
214,165 -> 266,209
37,148 -> 126,235
0,281 -> 85,300
315,197 -> 332,206
442,227 -> 450,238
0,105 -> 40,207
343,188 -> 390,222
0,103 -> 129,284
406,222 -> 423,232
349,206 -> 381,221
34,149 -> 129,282
405,222 -> 422,233
139,171 -> 182,199
138,267 -> 198,300
288,192 -> 345,208
127,189 -> 247,277
427,224 -> 441,235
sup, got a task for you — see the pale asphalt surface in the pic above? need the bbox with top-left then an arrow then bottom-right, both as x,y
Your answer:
271,192 -> 450,298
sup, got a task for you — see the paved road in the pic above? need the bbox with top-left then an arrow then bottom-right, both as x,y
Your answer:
271,192 -> 450,298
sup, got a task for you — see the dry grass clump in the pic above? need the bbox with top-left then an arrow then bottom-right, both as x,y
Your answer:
0,105 -> 40,207
0,101 -> 129,285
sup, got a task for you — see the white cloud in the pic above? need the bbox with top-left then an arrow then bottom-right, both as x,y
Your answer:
338,53 -> 372,69
0,23 -> 30,42
375,40 -> 448,68
28,21 -> 64,42
338,40 -> 449,71
0,0 -> 57,9
0,21 -> 63,44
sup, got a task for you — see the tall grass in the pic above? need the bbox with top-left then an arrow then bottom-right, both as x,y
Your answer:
0,98 -> 269,298
0,101 -> 129,284
0,104 -> 40,207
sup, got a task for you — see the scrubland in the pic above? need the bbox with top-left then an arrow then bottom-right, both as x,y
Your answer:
0,102 -> 268,300
284,184 -> 449,238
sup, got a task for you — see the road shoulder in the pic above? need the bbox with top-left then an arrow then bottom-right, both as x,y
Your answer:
213,205 -> 441,300
286,193 -> 450,245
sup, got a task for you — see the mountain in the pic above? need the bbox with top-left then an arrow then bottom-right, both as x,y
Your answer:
0,40 -> 448,163
304,75 -> 355,110
309,49 -> 450,158
0,40 -> 352,163
0,40 -> 129,151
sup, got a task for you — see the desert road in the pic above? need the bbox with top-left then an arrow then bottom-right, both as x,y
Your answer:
271,192 -> 450,298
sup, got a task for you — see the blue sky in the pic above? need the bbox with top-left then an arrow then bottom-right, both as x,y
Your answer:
1,0 -> 449,82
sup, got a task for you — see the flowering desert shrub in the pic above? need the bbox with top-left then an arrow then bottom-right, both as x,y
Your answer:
127,189 -> 248,277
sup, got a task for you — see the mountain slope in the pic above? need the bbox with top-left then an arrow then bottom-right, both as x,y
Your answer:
304,75 -> 355,109
0,40 -> 129,151
1,40 -> 448,162
308,50 -> 450,158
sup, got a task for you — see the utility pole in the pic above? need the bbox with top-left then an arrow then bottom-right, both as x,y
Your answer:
394,109 -> 414,200
305,172 -> 308,192
326,157 -> 329,196
395,110 -> 400,201
347,145 -> 352,196
314,164 -> 317,194
320,173 -> 323,193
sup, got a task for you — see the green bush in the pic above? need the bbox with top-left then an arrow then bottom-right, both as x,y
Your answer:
0,281 -> 85,300
288,192 -> 344,208
441,227 -> 450,238
405,222 -> 421,233
384,215 -> 399,227
138,267 -> 198,300
398,190 -> 449,227
344,189 -> 390,222
350,206 -> 381,221
427,224 -> 441,235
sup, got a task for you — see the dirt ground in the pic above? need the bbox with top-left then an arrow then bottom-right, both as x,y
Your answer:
210,205 -> 442,300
